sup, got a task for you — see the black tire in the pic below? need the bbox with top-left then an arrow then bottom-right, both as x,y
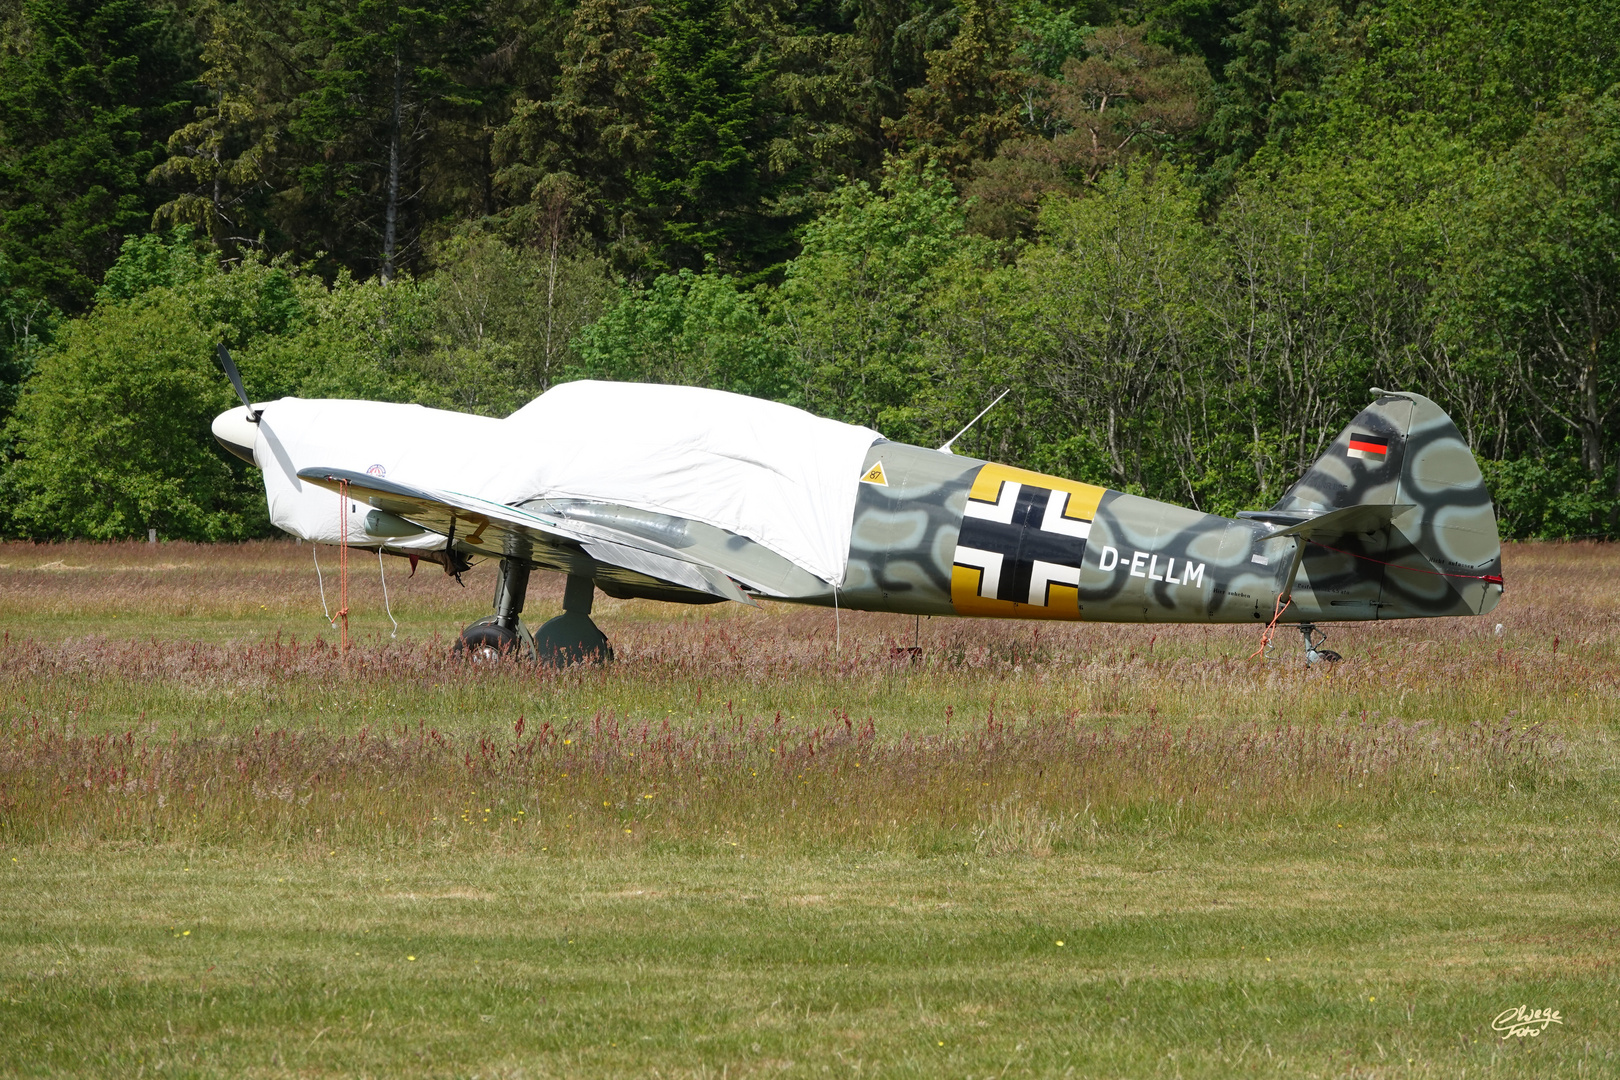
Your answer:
455,622 -> 521,662
533,612 -> 613,667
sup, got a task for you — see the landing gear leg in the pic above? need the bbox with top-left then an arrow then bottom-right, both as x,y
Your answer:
456,558 -> 536,661
533,574 -> 612,667
1298,622 -> 1342,665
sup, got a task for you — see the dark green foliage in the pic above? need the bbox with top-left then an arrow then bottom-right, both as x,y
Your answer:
287,0 -> 493,280
1012,0 -> 1090,78
631,0 -> 799,273
966,23 -> 1210,237
0,0 -> 200,311
1202,0 -> 1348,188
887,0 -> 1024,172
4,0 -> 1620,539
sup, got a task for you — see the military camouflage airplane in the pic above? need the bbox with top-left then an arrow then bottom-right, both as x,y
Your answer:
211,351 -> 1502,664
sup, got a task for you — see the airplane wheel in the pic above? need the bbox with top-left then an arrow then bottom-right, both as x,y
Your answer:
456,621 -> 521,662
533,612 -> 613,667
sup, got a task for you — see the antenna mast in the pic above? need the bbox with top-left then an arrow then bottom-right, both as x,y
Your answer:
938,388 -> 1010,454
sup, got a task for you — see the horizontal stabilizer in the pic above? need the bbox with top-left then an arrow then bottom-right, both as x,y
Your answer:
298,467 -> 758,605
1239,503 -> 1411,539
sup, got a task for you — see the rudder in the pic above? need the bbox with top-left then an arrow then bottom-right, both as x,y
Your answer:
1272,390 -> 1503,618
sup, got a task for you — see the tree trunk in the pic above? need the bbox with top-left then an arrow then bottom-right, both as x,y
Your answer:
543,225 -> 559,391
381,49 -> 404,284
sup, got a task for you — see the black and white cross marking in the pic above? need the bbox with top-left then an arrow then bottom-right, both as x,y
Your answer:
953,481 -> 1091,606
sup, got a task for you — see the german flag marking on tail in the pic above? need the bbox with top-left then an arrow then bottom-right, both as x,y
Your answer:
1347,433 -> 1390,461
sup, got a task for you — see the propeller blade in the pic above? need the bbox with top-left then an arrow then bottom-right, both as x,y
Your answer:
216,344 -> 262,422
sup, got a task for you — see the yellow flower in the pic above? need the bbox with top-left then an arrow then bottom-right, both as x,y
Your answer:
407,956 -> 416,961
1055,941 -> 1064,947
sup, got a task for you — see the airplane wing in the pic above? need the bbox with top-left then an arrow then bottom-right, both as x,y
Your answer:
297,467 -> 760,605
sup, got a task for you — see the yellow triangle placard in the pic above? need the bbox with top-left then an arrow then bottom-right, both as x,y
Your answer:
860,461 -> 888,486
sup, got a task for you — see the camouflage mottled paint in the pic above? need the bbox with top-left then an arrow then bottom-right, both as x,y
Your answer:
831,391 -> 1502,623
837,442 -> 975,615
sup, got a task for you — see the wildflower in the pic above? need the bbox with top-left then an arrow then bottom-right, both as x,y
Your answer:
407,956 -> 416,961
1055,941 -> 1064,947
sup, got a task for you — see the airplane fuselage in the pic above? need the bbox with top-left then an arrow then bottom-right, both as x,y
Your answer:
834,440 -> 1500,624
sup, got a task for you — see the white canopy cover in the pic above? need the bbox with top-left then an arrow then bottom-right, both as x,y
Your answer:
255,380 -> 883,587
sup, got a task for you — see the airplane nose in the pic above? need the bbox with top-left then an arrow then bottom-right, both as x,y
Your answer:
212,407 -> 261,464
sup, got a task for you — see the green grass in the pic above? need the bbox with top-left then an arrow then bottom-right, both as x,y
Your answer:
1,539 -> 1618,1076
5,820 -> 1615,1077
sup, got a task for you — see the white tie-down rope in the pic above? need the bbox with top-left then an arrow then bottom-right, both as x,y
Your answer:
312,543 -> 335,627
377,547 -> 398,638
834,585 -> 841,653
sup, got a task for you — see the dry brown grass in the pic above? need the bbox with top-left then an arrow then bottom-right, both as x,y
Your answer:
0,706 -> 1561,851
1,538 -> 1614,737
0,539 -> 1597,855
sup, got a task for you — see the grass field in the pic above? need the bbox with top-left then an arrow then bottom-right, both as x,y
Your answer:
1,539 -> 1617,1077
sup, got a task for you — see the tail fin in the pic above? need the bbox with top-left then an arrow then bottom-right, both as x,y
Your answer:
1265,390 -> 1503,618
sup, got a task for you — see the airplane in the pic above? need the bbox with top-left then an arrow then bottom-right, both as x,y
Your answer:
210,349 -> 1503,665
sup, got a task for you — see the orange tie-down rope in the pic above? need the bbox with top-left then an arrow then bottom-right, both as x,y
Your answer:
1250,593 -> 1293,659
337,479 -> 350,653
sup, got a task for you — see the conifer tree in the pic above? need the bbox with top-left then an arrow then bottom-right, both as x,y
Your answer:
0,0 -> 200,310
288,0 -> 492,280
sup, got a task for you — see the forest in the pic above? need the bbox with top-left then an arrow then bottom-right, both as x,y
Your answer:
0,0 -> 1616,540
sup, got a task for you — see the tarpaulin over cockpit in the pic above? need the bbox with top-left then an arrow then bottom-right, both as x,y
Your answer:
491,381 -> 881,587
254,380 -> 882,587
